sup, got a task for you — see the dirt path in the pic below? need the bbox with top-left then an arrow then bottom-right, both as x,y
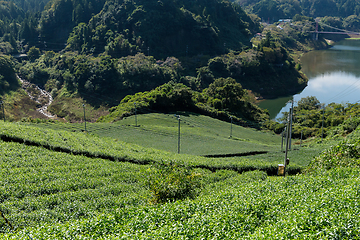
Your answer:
17,75 -> 56,119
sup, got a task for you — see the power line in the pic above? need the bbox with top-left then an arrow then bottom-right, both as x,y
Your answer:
323,78 -> 360,103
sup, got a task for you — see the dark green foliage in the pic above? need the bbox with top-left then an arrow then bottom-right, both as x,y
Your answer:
0,55 -> 18,94
146,161 -> 202,203
99,80 -> 268,124
273,97 -> 360,139
27,46 -> 40,61
19,50 -> 272,122
235,0 -> 360,20
195,44 -> 307,98
0,1 -> 23,20
343,15 -> 360,31
40,0 -> 106,45
254,0 -> 302,20
297,96 -> 321,110
0,2 -> 25,54
201,77 -> 263,121
7,0 -> 50,13
65,0 -> 257,58
19,52 -> 181,107
100,82 -> 196,121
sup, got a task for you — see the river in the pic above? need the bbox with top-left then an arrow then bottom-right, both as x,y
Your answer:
258,39 -> 360,120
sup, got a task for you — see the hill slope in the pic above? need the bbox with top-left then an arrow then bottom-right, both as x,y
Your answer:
62,0 -> 258,58
1,120 -> 360,238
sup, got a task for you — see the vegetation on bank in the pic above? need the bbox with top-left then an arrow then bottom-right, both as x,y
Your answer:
236,0 -> 360,27
266,96 -> 360,140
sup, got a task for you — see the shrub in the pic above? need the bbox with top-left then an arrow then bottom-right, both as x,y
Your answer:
306,139 -> 360,172
145,161 -> 202,204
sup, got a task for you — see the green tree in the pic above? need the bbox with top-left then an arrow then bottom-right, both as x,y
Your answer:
27,46 -> 41,61
343,15 -> 360,31
205,77 -> 245,111
0,55 -> 18,93
296,96 -> 321,111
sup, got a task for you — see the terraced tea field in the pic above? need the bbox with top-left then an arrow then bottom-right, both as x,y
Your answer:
1,114 -> 354,239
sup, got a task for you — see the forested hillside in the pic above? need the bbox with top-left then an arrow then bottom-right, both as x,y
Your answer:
63,0 -> 257,58
236,0 -> 360,19
0,0 -> 258,56
0,0 -> 329,123
235,0 -> 360,31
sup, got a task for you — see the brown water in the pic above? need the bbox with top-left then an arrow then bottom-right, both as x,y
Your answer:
259,39 -> 360,120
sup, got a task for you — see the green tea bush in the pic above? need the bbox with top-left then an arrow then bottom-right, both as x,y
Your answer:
328,117 -> 360,138
145,161 -> 202,203
238,170 -> 267,182
0,140 -> 151,232
6,171 -> 360,239
306,138 -> 360,172
0,121 -> 296,176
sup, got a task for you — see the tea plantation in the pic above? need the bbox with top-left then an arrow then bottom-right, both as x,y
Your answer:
0,115 -> 359,239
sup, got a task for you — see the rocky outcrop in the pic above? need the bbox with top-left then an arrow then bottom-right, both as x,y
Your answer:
18,75 -> 56,118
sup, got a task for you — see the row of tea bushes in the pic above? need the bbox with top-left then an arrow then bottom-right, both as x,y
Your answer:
0,122 -> 303,175
3,168 -> 360,239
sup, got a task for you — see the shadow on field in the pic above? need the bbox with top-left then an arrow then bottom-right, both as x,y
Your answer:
202,151 -> 268,158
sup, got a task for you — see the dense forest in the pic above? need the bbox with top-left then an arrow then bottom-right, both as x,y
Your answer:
235,0 -> 360,31
0,0 -> 357,127
235,0 -> 360,19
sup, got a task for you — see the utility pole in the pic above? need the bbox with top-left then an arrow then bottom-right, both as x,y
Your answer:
283,108 -> 292,177
230,116 -> 233,138
83,104 -> 86,132
134,102 -> 137,127
281,127 -> 286,151
289,99 -> 294,150
321,105 -> 325,143
176,115 -> 181,154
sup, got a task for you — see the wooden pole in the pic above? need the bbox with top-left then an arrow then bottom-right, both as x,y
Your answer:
230,116 -> 233,138
177,115 -> 181,154
134,102 -> 137,127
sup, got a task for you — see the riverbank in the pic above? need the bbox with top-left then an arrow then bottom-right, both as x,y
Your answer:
260,38 -> 360,119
